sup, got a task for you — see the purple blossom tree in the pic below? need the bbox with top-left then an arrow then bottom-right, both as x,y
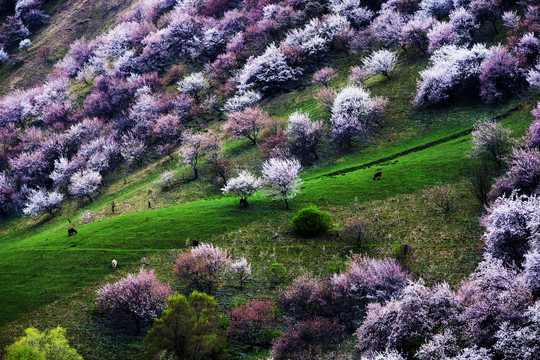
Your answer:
286,111 -> 325,159
479,47 -> 526,104
494,301 -> 540,360
221,170 -> 261,207
261,157 -> 302,210
331,254 -> 411,331
427,22 -> 459,53
22,188 -> 64,217
96,268 -> 172,333
400,17 -> 436,55
457,259 -> 533,347
490,148 -> 540,198
469,120 -> 513,167
469,0 -> 502,35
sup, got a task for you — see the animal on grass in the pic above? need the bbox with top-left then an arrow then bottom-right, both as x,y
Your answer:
192,239 -> 199,247
67,228 -> 77,236
373,169 -> 383,180
111,259 -> 117,269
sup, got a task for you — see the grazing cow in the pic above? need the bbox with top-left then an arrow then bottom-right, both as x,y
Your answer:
111,259 -> 117,269
401,244 -> 413,257
192,240 -> 199,247
68,228 -> 77,236
373,170 -> 383,180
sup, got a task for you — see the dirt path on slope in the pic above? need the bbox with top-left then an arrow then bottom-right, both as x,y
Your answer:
322,104 -> 522,178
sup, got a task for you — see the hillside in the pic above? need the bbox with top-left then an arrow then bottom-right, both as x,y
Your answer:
1,0 -> 540,359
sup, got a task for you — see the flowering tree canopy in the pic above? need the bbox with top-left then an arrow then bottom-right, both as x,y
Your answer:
97,268 -> 172,333
23,188 -> 64,217
261,157 -> 302,210
221,170 -> 261,206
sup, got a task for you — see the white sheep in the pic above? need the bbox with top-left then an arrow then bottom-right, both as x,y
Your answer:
111,259 -> 117,269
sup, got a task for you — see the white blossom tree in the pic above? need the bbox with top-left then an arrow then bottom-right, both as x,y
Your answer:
120,132 -> 146,167
221,170 -> 261,207
261,158 -> 302,210
69,169 -> 102,202
23,188 -> 64,217
177,72 -> 209,102
362,50 -> 398,79
229,257 -> 252,289
330,86 -> 382,146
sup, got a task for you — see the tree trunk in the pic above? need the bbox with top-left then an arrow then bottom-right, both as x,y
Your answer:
284,197 -> 289,210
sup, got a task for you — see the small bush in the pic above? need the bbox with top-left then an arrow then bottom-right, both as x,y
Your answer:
265,263 -> 287,288
292,206 -> 333,235
422,185 -> 455,212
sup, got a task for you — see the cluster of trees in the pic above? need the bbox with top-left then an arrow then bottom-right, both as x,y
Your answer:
0,0 -> 47,62
2,0 -> 538,222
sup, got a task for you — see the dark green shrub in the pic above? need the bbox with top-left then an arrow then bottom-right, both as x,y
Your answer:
265,263 -> 287,287
292,206 -> 333,235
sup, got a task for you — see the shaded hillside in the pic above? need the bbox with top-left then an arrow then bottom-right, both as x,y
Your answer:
0,0 -> 136,94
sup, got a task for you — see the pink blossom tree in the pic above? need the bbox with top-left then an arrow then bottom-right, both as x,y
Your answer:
261,157 -> 302,210
312,67 -> 336,87
227,299 -> 276,350
174,243 -> 231,293
224,106 -> 270,145
96,268 -> 172,333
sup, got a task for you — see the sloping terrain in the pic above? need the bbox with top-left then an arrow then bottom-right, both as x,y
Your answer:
0,0 -> 136,94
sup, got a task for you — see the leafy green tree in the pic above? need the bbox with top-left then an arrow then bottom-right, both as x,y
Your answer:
6,327 -> 83,360
144,291 -> 226,360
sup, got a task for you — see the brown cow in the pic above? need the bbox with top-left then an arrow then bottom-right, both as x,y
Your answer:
68,228 -> 78,237
373,170 -> 383,180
